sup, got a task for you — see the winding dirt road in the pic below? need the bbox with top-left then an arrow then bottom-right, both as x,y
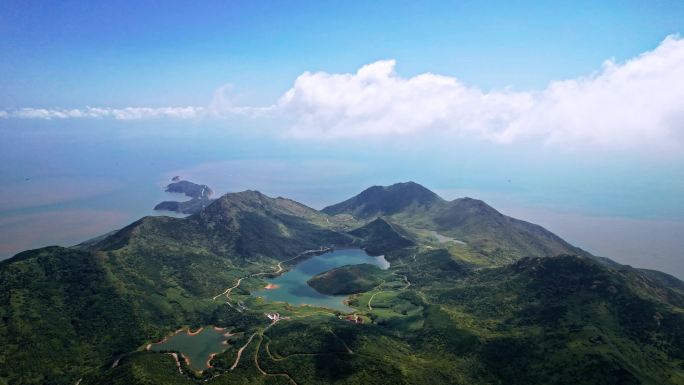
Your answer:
367,291 -> 381,310
230,332 -> 258,370
254,334 -> 298,385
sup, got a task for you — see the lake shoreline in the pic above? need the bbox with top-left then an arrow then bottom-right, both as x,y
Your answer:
253,248 -> 389,312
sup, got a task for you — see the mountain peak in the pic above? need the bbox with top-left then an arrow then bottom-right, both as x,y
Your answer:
322,181 -> 443,218
383,181 -> 441,198
215,189 -> 269,205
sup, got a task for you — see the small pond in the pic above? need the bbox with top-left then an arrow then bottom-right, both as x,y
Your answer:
149,327 -> 233,371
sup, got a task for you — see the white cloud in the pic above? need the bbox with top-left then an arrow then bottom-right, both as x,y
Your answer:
1,106 -> 206,120
270,35 -> 684,153
2,35 -> 683,153
273,60 -> 534,141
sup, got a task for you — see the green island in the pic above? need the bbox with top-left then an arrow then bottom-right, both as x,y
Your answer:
307,263 -> 386,295
1,182 -> 684,385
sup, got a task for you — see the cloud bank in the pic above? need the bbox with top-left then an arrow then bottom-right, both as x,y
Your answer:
3,35 -> 684,153
272,35 -> 684,153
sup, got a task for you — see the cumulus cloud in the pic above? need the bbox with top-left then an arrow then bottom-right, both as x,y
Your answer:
274,59 -> 535,140
271,35 -> 684,153
2,35 -> 683,153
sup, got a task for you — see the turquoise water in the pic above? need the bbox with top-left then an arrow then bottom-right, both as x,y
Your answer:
253,248 -> 389,312
149,328 -> 230,371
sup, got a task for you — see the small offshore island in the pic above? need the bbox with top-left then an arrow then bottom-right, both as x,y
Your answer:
307,263 -> 386,295
154,178 -> 215,214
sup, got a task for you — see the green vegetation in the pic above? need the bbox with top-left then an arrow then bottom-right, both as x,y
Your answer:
322,181 -> 442,218
2,183 -> 684,384
324,181 -> 587,265
307,264 -> 386,295
431,255 -> 684,384
348,217 -> 415,255
82,352 -> 194,385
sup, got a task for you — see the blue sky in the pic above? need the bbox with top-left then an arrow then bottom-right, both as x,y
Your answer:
1,1 -> 684,275
2,1 -> 683,107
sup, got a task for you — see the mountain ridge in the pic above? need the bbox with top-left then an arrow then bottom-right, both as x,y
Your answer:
323,182 -> 589,264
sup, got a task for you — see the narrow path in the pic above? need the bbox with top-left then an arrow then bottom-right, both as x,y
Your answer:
367,291 -> 381,311
253,334 -> 298,385
230,332 -> 258,370
416,290 -> 432,305
212,277 -> 245,300
367,279 -> 388,311
230,316 -> 284,371
111,357 -> 121,368
329,330 -> 354,354
268,247 -> 332,276
256,326 -> 352,385
265,340 -> 351,362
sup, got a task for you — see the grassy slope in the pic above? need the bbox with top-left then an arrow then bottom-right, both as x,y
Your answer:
348,217 -> 415,256
323,182 -> 589,266
0,247 -> 143,385
432,255 -> 684,384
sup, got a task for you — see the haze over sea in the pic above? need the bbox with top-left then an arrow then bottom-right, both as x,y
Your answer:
1,120 -> 682,279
